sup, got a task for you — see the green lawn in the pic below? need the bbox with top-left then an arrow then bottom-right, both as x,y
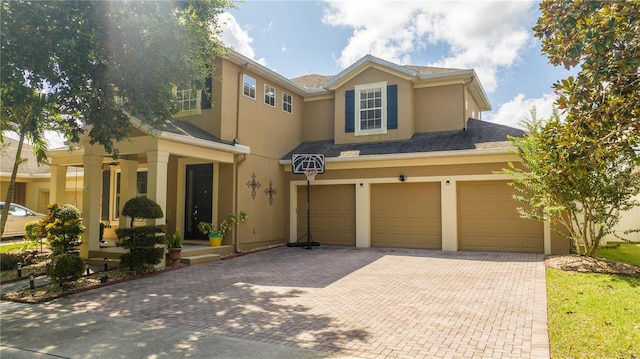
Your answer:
548,243 -> 640,358
596,243 -> 640,267
0,241 -> 27,253
0,239 -> 43,254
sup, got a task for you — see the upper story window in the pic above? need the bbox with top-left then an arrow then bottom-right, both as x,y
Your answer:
173,86 -> 202,117
264,84 -> 276,107
243,74 -> 256,99
176,88 -> 198,112
282,92 -> 292,113
358,86 -> 383,130
345,82 -> 397,136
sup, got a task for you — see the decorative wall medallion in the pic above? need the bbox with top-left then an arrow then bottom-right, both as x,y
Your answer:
246,172 -> 261,199
264,181 -> 277,205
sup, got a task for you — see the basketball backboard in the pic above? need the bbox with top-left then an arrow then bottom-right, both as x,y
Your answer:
292,154 -> 325,174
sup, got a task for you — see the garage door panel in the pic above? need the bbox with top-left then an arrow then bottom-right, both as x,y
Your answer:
371,183 -> 442,249
458,181 -> 543,253
297,184 -> 355,246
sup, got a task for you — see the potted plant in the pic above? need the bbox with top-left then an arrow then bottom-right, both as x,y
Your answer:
197,211 -> 248,246
165,227 -> 182,266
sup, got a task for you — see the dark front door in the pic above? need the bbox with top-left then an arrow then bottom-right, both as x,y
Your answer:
184,164 -> 213,240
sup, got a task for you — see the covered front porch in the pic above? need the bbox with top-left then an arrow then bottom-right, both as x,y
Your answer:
47,120 -> 250,262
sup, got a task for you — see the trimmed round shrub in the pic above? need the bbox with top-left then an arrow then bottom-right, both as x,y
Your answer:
0,253 -> 22,271
46,253 -> 85,287
121,197 -> 163,227
116,197 -> 165,271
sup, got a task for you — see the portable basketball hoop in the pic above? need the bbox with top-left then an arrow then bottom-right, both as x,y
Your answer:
292,154 -> 325,176
303,169 -> 318,182
289,154 -> 325,249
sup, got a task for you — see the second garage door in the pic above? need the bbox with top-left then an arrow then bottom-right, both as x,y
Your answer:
297,184 -> 356,246
457,181 -> 543,252
371,183 -> 442,249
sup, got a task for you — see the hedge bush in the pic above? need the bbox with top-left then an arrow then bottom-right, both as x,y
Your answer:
0,253 -> 22,271
116,198 -> 165,272
46,253 -> 85,287
41,204 -> 85,255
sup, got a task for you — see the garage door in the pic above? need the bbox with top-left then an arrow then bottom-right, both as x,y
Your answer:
297,184 -> 355,246
458,181 -> 543,252
371,183 -> 442,249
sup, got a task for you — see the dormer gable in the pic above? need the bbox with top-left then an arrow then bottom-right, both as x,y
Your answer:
325,54 -> 417,91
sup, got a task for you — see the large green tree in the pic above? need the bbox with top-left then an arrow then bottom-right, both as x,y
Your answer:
534,0 -> 640,153
0,0 -> 232,236
511,0 -> 640,255
502,109 -> 640,256
0,90 -> 75,236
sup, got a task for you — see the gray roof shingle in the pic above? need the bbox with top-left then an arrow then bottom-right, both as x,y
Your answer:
0,138 -> 51,175
160,119 -> 234,145
281,119 -> 524,160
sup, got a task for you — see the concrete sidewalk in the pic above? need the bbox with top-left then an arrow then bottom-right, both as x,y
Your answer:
0,301 -> 348,359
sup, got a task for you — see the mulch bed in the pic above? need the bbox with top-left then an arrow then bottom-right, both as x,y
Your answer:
0,245 -> 284,303
0,264 -> 187,304
545,254 -> 640,277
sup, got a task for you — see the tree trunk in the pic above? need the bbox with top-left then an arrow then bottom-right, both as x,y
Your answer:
0,133 -> 26,237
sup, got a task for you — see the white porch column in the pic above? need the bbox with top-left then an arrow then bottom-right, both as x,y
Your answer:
441,179 -> 458,251
355,182 -> 371,248
147,150 -> 169,269
79,155 -> 103,258
118,159 -> 138,228
49,164 -> 68,205
146,150 -> 169,226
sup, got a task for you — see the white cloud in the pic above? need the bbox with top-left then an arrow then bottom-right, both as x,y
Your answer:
484,93 -> 557,129
218,12 -> 267,66
322,1 -> 535,92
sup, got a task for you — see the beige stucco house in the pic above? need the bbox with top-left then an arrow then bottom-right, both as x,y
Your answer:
6,49 -> 637,258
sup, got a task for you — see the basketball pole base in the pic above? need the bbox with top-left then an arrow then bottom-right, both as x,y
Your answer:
286,241 -> 320,248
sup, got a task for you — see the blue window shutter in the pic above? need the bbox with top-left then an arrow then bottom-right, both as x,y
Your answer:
387,84 -> 398,129
345,90 -> 355,133
201,76 -> 212,109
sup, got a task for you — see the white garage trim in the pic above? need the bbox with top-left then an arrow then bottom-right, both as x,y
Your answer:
288,173 -> 552,253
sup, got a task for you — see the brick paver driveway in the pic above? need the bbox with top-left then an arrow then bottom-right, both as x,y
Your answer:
45,246 -> 549,359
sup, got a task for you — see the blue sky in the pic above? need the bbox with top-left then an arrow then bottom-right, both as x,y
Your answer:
220,0 -> 576,129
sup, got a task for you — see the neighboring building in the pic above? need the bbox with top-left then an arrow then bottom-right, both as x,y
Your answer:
23,49 -> 634,257
0,138 -> 83,215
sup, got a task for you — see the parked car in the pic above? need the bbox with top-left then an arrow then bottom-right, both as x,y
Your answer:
0,202 -> 45,238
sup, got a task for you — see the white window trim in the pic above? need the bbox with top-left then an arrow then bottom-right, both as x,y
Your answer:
243,74 -> 257,100
282,92 -> 292,114
113,169 -> 148,220
354,81 -> 387,136
264,84 -> 276,107
173,87 -> 202,117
